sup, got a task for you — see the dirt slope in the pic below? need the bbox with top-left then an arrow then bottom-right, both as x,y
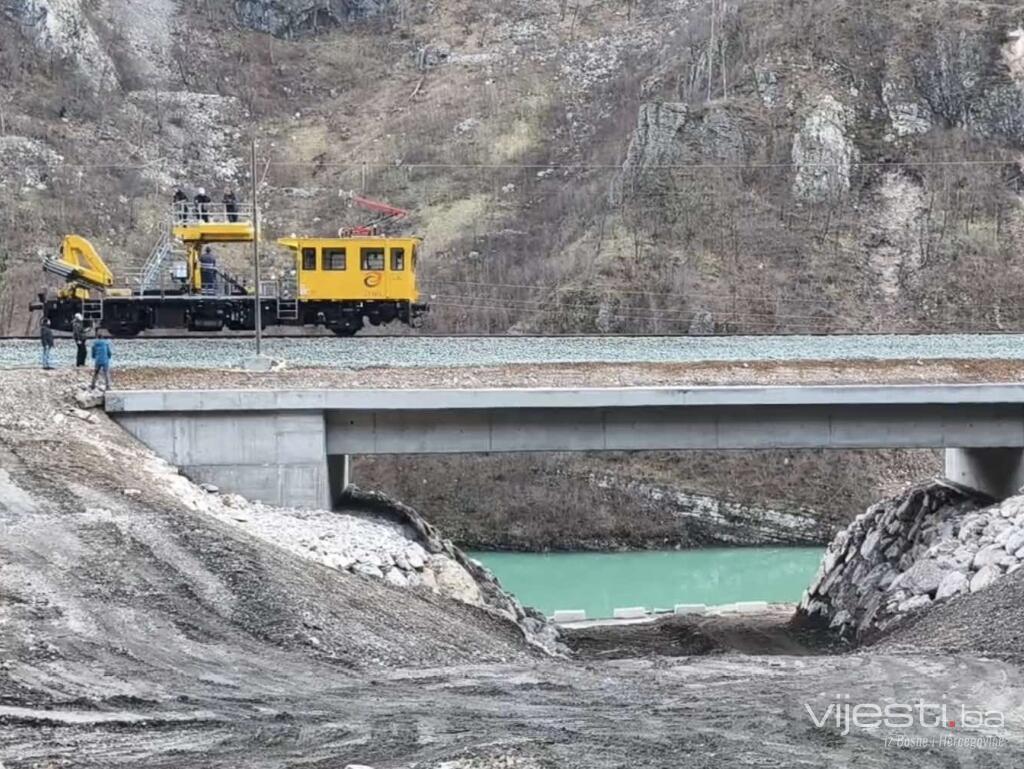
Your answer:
0,372 -> 539,752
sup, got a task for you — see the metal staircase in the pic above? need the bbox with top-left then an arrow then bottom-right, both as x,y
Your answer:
133,231 -> 186,293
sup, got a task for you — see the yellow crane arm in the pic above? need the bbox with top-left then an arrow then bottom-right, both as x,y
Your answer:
43,235 -> 115,291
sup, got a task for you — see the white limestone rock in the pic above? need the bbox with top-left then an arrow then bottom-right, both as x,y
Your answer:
935,570 -> 969,600
897,594 -> 932,613
384,568 -> 408,588
973,544 -> 1006,570
393,552 -> 411,571
952,544 -> 977,569
970,565 -> 1002,593
75,390 -> 105,409
429,556 -> 483,606
891,559 -> 947,596
1004,529 -> 1024,555
352,563 -> 384,580
404,545 -> 426,570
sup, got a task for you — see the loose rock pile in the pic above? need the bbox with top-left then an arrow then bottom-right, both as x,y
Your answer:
798,482 -> 1024,639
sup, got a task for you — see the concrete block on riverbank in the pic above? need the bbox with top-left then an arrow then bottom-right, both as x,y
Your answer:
674,604 -> 707,615
735,601 -> 769,613
613,607 -> 648,620
552,609 -> 586,623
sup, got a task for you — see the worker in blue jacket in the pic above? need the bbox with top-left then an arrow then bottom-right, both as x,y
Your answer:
90,329 -> 113,391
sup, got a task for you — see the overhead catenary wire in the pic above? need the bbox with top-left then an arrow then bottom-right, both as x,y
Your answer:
39,156 -> 1024,171
425,300 -> 1014,332
420,279 -> 860,309
262,158 -> 1024,171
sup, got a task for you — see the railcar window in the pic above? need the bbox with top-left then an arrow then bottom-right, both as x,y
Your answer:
390,248 -> 405,271
323,248 -> 347,271
361,248 -> 385,271
302,248 -> 317,271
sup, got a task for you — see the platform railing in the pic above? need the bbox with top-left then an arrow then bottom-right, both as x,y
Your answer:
172,202 -> 254,226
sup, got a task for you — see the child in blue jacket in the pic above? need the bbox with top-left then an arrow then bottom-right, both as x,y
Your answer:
90,330 -> 113,391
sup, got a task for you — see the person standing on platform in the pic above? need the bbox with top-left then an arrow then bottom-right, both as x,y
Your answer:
173,189 -> 189,222
223,190 -> 238,222
194,188 -> 211,222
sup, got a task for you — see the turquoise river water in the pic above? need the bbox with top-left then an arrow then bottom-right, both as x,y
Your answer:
469,547 -> 824,618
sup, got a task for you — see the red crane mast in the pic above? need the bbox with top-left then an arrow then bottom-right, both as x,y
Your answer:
339,191 -> 410,236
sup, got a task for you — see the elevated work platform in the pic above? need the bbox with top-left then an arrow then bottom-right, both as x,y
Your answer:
171,221 -> 255,244
106,383 -> 1024,507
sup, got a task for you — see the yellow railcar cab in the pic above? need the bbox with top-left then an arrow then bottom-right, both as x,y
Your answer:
277,235 -> 421,303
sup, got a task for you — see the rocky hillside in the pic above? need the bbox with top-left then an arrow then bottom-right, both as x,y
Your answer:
2,0 -> 1024,334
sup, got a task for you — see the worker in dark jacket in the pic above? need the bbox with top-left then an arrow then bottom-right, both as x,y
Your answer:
90,329 -> 113,391
194,188 -> 211,222
173,189 -> 189,222
223,190 -> 238,222
72,312 -> 87,367
40,318 -> 54,370
199,246 -> 218,294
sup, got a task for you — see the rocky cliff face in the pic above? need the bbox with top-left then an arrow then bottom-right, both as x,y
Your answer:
799,482 -> 1024,640
3,0 -> 1024,335
234,0 -> 391,37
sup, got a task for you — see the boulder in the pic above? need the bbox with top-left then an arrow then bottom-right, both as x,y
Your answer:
952,544 -> 977,568
985,518 -> 1011,537
392,552 -> 411,571
973,544 -> 1006,570
352,563 -> 383,579
403,546 -> 425,570
891,559 -> 947,595
384,568 -> 408,588
970,565 -> 1001,593
1004,529 -> 1024,555
859,529 -> 882,559
430,557 -> 483,605
935,570 -> 969,600
897,594 -> 932,613
75,390 -> 104,409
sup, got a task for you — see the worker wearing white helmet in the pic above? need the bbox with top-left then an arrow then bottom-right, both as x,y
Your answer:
194,187 -> 211,223
72,312 -> 87,368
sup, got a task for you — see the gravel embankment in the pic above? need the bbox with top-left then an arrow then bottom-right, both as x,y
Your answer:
882,566 -> 1024,660
88,358 -> 1024,391
5,333 -> 1024,371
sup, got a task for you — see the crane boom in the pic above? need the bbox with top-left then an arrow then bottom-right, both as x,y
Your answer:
42,235 -> 115,292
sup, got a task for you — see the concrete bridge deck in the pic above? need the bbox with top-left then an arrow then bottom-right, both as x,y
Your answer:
106,384 -> 1024,507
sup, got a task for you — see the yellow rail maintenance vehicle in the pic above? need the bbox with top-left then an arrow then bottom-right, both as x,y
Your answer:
32,196 -> 428,336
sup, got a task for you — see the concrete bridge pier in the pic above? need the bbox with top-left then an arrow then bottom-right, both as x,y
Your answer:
328,454 -> 352,505
944,448 -> 1024,500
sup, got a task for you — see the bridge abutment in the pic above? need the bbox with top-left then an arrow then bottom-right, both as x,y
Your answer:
115,409 -> 332,509
944,448 -> 1024,500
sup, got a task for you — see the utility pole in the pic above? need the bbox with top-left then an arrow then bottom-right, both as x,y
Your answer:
250,138 -> 262,356
707,0 -> 716,103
